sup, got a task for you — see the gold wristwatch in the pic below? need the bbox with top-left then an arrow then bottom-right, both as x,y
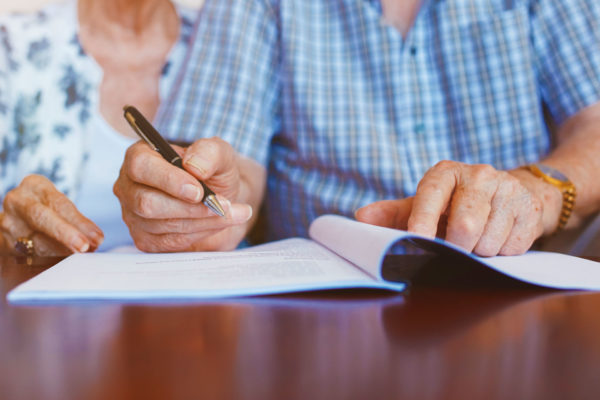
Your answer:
525,163 -> 576,231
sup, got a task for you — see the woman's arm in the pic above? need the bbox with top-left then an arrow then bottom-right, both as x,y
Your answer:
0,18 -> 104,256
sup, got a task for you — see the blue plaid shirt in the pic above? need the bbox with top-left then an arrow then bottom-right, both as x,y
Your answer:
157,0 -> 600,241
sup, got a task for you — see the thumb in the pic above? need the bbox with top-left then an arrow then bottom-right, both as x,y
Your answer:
355,197 -> 414,230
182,137 -> 236,181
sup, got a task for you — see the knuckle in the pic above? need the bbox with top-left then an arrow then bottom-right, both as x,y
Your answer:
113,172 -> 132,201
529,190 -> 541,205
21,174 -> 44,187
0,213 -> 11,231
450,216 -> 481,237
162,218 -> 185,233
124,143 -> 155,177
29,203 -> 48,225
50,197 -> 73,216
127,150 -> 150,179
126,141 -> 147,158
121,211 -> 133,227
514,192 -> 542,220
472,164 -> 497,181
495,181 -> 521,204
3,190 -> 17,209
433,160 -> 456,171
123,145 -> 137,164
500,174 -> 521,192
112,180 -> 122,199
416,180 -> 445,196
133,192 -> 156,218
529,195 -> 543,214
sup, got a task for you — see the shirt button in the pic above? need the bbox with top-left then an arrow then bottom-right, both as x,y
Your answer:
410,46 -> 418,56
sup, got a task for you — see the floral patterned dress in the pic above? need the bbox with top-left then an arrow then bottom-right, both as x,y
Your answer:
0,0 -> 197,249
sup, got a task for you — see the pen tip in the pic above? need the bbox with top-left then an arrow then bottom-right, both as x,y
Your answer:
204,195 -> 226,218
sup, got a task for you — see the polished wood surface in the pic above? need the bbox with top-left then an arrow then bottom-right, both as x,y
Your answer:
2,255 -> 600,400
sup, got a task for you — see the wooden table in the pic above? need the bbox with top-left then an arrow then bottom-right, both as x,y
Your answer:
1,255 -> 600,400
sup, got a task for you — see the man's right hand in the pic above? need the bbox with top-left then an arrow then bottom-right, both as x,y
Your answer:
114,138 -> 266,252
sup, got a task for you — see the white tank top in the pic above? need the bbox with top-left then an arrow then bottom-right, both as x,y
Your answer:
74,115 -> 136,251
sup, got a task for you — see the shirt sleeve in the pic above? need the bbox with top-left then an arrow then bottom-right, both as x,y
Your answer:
156,0 -> 281,167
531,0 -> 600,124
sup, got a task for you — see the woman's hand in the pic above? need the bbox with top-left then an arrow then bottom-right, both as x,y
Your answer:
0,175 -> 104,256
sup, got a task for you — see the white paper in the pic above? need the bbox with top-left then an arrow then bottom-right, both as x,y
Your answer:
309,215 -> 414,279
311,216 -> 600,291
7,215 -> 600,303
475,251 -> 600,290
7,237 -> 405,302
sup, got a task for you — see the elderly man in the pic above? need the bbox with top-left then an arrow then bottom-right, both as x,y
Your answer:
114,0 -> 600,256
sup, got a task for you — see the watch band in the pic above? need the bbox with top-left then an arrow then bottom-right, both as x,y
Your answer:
525,164 -> 576,231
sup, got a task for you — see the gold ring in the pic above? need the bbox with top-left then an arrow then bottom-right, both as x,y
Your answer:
15,236 -> 35,256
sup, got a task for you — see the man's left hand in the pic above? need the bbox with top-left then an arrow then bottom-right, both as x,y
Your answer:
355,161 -> 563,256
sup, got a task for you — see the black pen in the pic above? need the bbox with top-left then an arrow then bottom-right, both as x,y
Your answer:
123,105 -> 226,217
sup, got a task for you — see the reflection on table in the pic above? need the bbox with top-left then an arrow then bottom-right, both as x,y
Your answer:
1,256 -> 600,400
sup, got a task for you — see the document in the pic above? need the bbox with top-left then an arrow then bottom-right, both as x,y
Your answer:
7,215 -> 600,302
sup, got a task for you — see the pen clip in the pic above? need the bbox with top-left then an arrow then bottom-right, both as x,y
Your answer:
124,111 -> 159,152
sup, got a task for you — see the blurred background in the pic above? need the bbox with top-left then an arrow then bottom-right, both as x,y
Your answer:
1,0 -> 56,12
0,0 -> 204,13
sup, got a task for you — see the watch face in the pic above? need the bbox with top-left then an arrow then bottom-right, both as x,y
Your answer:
536,164 -> 568,182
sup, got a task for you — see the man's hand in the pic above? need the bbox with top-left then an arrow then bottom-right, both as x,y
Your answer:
114,138 -> 266,252
356,161 -> 564,256
0,175 -> 104,256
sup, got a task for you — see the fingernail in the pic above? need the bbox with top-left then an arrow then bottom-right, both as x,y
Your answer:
181,184 -> 202,203
229,204 -> 253,223
73,235 -> 90,253
185,155 -> 209,176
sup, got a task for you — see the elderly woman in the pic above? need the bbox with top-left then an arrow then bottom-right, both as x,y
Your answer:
0,0 -> 199,254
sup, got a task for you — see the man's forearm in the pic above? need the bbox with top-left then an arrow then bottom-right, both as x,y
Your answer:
525,102 -> 600,232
